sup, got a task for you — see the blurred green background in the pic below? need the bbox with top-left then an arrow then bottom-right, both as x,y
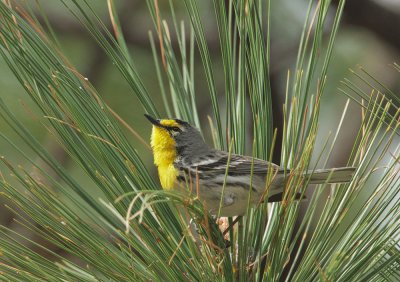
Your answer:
0,0 -> 399,247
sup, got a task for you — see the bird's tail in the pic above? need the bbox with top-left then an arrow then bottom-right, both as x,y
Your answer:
267,167 -> 356,203
306,167 -> 356,184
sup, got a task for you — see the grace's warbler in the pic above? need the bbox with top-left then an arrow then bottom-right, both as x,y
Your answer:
145,114 -> 355,217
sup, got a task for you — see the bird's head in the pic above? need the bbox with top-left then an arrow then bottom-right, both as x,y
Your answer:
144,114 -> 208,167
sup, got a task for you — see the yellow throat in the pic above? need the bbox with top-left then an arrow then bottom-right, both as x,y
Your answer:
150,119 -> 180,190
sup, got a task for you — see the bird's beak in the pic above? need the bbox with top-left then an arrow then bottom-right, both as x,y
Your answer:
144,114 -> 161,127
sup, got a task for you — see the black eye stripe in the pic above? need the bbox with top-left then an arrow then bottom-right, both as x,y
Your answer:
168,126 -> 181,132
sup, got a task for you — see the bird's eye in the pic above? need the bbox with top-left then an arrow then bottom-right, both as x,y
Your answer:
170,126 -> 180,132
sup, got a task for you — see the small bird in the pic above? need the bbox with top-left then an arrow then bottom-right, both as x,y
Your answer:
145,114 -> 355,217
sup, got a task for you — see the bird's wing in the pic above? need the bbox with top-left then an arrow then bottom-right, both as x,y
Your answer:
183,151 -> 282,175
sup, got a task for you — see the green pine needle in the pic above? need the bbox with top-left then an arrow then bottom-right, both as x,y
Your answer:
0,0 -> 398,281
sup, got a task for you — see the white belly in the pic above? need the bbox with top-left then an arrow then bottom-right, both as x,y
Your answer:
177,174 -> 284,217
